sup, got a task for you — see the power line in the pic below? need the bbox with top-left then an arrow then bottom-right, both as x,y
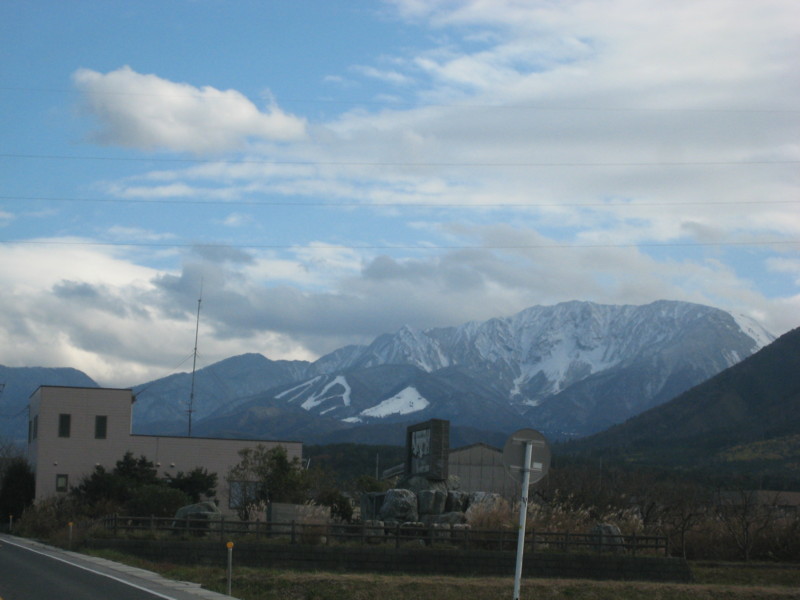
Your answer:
0,152 -> 797,168
2,194 -> 796,209
1,238 -> 796,250
2,86 -> 799,113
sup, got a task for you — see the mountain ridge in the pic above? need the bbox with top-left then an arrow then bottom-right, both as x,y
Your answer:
130,299 -> 773,442
561,326 -> 800,485
0,299 -> 777,447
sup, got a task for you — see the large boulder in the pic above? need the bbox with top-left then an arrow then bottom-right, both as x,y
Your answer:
399,475 -> 448,496
465,492 -> 508,524
378,488 -> 419,524
421,511 -> 468,527
589,523 -> 625,553
446,490 -> 469,513
172,501 -> 223,533
418,489 -> 446,516
174,501 -> 221,520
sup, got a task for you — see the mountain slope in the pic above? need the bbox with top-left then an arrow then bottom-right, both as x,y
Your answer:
563,326 -> 800,479
142,299 -> 773,443
131,353 -> 313,433
0,366 -> 98,443
229,300 -> 770,440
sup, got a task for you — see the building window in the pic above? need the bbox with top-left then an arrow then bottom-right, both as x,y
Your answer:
33,415 -> 38,439
95,415 -> 107,439
58,413 -> 71,438
55,474 -> 69,493
228,480 -> 262,509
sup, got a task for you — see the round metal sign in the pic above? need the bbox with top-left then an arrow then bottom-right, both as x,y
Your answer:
502,428 -> 551,485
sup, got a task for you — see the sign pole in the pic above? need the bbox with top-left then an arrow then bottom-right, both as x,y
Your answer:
226,541 -> 234,596
513,440 -> 533,600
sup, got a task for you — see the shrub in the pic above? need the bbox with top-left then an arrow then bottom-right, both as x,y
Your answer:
125,485 -> 190,518
16,496 -> 81,540
0,457 -> 35,519
464,496 -> 513,530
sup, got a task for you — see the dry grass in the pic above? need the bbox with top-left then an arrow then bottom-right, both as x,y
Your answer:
220,570 -> 800,600
82,549 -> 800,600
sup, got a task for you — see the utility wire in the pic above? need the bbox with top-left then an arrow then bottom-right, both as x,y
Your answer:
2,194 -> 796,208
0,152 -> 797,168
2,85 -> 799,113
1,239 -> 797,250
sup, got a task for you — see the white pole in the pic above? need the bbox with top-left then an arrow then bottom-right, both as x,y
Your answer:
513,441 -> 533,600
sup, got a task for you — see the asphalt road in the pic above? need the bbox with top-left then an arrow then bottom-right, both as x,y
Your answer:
0,535 -> 230,600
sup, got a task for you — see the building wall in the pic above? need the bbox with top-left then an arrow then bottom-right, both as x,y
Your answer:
27,386 -> 302,515
448,443 -> 518,499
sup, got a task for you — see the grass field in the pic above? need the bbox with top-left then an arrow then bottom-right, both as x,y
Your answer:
84,549 -> 800,600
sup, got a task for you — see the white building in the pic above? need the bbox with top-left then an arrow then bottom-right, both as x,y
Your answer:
27,385 -> 302,514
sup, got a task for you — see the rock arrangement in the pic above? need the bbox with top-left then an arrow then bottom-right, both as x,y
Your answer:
361,474 -> 507,530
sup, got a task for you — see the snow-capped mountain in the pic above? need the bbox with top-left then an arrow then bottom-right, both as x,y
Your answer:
132,353 -> 312,429
349,300 -> 769,406
131,300 -> 775,441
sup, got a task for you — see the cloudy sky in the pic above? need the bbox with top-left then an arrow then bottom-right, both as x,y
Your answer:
1,0 -> 798,388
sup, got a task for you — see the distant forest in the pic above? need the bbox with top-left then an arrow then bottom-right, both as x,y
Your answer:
304,443 -> 405,485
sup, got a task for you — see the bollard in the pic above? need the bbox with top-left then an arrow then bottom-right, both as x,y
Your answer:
68,522 -> 74,550
9,514 -> 12,533
226,541 -> 234,596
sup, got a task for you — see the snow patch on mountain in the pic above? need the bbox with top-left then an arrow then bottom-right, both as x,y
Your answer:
277,376 -> 321,402
530,340 -> 616,392
342,386 -> 430,424
362,386 -> 429,418
301,375 -> 351,410
731,312 -> 775,349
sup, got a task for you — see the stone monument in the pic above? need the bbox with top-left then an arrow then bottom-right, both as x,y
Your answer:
405,418 -> 449,481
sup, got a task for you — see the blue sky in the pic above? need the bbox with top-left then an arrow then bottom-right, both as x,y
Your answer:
1,0 -> 798,387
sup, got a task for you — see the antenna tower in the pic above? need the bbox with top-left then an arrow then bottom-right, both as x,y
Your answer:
187,280 -> 203,436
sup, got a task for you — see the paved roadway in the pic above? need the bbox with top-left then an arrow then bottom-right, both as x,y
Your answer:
0,534 -> 232,600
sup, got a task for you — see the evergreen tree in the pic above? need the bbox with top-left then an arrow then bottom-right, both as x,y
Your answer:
0,458 -> 35,520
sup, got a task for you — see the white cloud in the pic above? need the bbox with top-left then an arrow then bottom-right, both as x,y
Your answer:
352,65 -> 415,86
73,66 -> 307,154
4,0 -> 798,387
221,213 -> 253,227
768,257 -> 800,285
1,223 -> 796,388
106,226 -> 177,242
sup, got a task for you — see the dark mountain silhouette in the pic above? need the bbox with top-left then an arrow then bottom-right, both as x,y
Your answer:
563,326 -> 800,484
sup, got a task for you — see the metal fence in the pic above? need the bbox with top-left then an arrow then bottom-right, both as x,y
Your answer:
97,515 -> 668,556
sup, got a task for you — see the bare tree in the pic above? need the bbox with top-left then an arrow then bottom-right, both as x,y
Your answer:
661,482 -> 711,559
716,488 -> 780,561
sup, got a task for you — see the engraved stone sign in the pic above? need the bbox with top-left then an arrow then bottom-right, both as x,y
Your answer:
405,419 -> 449,481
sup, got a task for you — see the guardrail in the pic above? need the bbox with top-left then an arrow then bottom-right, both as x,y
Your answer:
97,515 -> 668,556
